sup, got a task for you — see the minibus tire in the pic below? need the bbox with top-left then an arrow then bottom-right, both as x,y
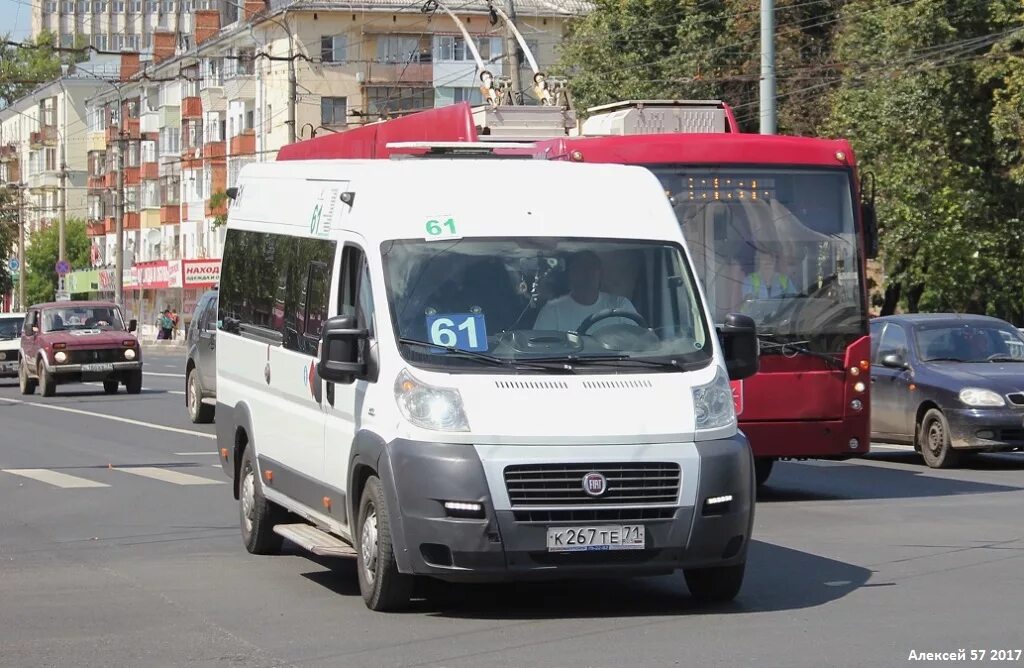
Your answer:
684,562 -> 745,603
356,476 -> 412,612
754,458 -> 774,487
239,447 -> 284,555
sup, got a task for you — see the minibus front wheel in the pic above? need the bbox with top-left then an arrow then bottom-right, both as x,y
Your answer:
684,562 -> 745,604
356,476 -> 413,612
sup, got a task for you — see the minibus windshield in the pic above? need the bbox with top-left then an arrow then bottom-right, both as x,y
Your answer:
381,237 -> 713,372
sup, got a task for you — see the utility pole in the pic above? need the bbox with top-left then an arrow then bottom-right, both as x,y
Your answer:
504,0 -> 523,104
284,15 -> 297,144
18,185 -> 26,311
759,0 -> 777,134
58,162 -> 67,264
114,98 -> 126,309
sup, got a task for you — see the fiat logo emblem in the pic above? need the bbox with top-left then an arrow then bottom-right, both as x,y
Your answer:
582,472 -> 607,497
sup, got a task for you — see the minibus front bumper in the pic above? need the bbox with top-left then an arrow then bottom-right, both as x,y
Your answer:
379,436 -> 755,582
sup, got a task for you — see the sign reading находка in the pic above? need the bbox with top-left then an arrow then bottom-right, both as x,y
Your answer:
183,259 -> 221,288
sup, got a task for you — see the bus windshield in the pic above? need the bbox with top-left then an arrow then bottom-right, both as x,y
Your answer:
653,167 -> 866,355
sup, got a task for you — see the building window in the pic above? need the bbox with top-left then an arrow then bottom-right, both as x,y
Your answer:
60,34 -> 74,47
78,0 -> 88,12
320,97 -> 347,126
452,87 -> 483,105
62,1 -> 74,12
91,34 -> 108,51
125,34 -> 139,51
146,0 -> 157,11
320,35 -> 347,63
92,0 -> 107,13
434,35 -> 497,62
129,0 -> 141,10
45,148 -> 58,171
110,34 -> 123,51
244,109 -> 254,131
366,86 -> 433,116
46,0 -> 58,12
375,35 -> 422,64
113,0 -> 125,10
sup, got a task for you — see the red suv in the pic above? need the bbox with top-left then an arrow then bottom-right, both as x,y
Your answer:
19,300 -> 143,396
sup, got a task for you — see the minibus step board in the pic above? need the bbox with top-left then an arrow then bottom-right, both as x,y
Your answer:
273,523 -> 357,558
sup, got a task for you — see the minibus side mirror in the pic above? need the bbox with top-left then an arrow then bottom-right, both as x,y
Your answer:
127,319 -> 138,333
718,313 -> 759,381
318,314 -> 368,384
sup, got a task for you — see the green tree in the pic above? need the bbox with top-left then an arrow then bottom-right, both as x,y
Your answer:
24,218 -> 90,306
0,30 -> 89,108
0,189 -> 17,298
825,0 -> 1024,322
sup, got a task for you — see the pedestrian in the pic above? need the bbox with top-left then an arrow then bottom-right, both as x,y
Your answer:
159,309 -> 174,341
170,308 -> 179,340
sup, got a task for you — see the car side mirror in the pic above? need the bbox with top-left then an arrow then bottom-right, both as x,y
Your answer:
881,352 -> 908,369
718,313 -> 759,381
127,319 -> 138,333
317,314 -> 368,384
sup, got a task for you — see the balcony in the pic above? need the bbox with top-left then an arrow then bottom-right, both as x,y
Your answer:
140,162 -> 159,180
205,197 -> 227,218
87,131 -> 107,152
364,62 -> 433,84
0,144 -> 17,162
87,221 -> 107,236
160,204 -> 180,225
125,167 -> 141,186
199,82 -> 226,113
105,217 -> 115,234
28,170 -> 61,191
125,212 -> 140,230
141,209 -> 161,228
203,141 -> 226,161
2,160 -> 21,184
159,106 -> 181,129
182,97 -> 203,119
88,175 -> 105,191
104,172 -> 117,189
229,131 -> 255,157
224,74 -> 255,101
105,119 -> 141,143
29,125 -> 59,149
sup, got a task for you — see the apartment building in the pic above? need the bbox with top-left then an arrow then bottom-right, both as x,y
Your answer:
0,76 -> 112,246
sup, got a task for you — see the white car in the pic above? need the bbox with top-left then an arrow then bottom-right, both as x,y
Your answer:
0,312 -> 25,378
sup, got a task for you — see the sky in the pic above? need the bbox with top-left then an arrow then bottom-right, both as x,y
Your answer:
1,0 -> 33,40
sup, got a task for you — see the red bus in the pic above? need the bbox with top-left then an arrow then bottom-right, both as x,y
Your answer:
278,101 -> 878,486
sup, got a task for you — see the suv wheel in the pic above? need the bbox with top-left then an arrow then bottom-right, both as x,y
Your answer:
187,369 -> 215,423
19,359 -> 37,395
38,359 -> 56,397
125,370 -> 143,395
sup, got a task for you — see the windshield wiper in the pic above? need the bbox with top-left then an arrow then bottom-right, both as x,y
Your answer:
757,336 -> 844,369
397,338 -> 569,372
522,353 -> 684,370
986,356 -> 1024,363
925,357 -> 965,363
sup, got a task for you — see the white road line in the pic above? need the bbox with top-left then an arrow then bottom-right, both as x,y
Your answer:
145,372 -> 184,378
83,382 -> 185,396
115,466 -> 224,485
174,452 -> 217,456
872,444 -> 913,451
0,397 -> 215,440
2,468 -> 110,489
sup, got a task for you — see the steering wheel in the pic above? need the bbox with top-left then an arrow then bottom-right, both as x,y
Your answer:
576,309 -> 649,335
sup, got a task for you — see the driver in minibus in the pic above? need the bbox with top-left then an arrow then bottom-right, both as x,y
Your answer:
533,250 -> 639,333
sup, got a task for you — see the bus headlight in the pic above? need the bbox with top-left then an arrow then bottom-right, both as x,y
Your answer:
693,367 -> 735,432
959,388 -> 1005,407
394,369 -> 469,432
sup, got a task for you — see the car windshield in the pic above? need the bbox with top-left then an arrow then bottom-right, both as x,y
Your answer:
0,316 -> 24,340
916,322 -> 1024,363
652,167 -> 866,355
381,237 -> 712,372
41,306 -> 124,332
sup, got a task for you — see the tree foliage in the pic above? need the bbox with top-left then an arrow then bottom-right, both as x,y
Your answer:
558,0 -> 1024,322
0,189 -> 17,297
0,30 -> 88,108
24,219 -> 90,306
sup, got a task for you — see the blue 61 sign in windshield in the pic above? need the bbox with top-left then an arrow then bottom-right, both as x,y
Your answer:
426,313 -> 488,352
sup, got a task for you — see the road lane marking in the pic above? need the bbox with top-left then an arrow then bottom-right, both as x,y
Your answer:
2,468 -> 109,488
145,372 -> 185,378
871,444 -> 913,451
174,452 -> 217,456
115,466 -> 224,485
83,382 -> 185,396
0,397 -> 215,440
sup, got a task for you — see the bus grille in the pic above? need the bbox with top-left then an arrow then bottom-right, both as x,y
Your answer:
504,462 -> 680,507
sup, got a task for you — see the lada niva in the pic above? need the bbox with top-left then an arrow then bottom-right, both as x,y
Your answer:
19,301 -> 142,397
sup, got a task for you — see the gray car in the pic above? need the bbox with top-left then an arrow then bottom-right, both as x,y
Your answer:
870,313 -> 1024,468
185,289 -> 218,423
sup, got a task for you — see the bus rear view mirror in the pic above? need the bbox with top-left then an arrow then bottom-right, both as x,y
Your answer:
862,202 -> 879,259
719,313 -> 759,381
318,314 -> 368,385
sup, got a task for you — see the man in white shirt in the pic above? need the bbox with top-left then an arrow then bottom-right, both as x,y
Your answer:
534,251 -> 639,333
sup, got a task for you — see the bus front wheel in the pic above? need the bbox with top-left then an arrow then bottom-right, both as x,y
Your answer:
754,458 -> 775,487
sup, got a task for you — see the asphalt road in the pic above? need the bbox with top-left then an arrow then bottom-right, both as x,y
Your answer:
2,351 -> 1023,667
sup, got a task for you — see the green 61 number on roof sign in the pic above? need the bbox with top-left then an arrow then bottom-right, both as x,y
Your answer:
424,217 -> 459,241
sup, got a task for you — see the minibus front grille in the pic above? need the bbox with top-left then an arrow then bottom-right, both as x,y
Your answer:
504,462 -> 681,506
512,507 -> 676,523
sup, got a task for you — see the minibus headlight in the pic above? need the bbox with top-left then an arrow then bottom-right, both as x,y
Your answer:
959,387 -> 1005,407
693,367 -> 735,432
394,369 -> 470,432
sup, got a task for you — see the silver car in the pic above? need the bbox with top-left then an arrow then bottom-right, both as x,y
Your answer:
185,289 -> 218,423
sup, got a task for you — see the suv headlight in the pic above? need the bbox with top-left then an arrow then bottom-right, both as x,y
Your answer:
959,387 -> 1005,407
693,366 -> 736,432
394,369 -> 469,432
